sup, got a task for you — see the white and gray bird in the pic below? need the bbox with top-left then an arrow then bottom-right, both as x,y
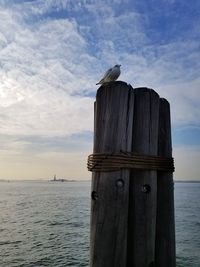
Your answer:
96,64 -> 121,85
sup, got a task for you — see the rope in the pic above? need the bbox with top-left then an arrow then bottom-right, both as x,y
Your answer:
87,151 -> 174,172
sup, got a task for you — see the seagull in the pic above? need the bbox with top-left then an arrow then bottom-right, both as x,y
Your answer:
96,64 -> 121,85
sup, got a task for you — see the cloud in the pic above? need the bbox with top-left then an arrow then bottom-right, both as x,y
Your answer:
0,82 -> 94,137
0,133 -> 92,179
0,6 -> 97,138
1,1 -> 199,134
0,0 -> 199,179
159,78 -> 200,126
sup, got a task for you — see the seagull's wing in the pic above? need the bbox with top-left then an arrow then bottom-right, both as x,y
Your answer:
96,65 -> 121,85
101,67 -> 113,80
96,67 -> 113,84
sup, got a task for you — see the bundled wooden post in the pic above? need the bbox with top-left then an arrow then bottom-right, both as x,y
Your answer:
89,82 -> 175,267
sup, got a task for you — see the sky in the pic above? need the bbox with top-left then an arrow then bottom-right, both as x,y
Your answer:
0,0 -> 199,180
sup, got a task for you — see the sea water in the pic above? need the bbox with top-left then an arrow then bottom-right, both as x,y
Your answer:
0,181 -> 199,267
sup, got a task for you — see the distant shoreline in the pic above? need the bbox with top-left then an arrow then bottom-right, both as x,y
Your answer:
174,180 -> 200,183
0,179 -> 90,182
0,179 -> 199,183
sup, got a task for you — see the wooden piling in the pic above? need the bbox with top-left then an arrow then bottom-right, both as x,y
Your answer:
90,82 -> 175,267
90,81 -> 134,267
127,88 -> 160,266
155,98 -> 176,267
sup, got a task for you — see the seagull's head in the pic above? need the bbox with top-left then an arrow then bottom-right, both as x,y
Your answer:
114,64 -> 121,68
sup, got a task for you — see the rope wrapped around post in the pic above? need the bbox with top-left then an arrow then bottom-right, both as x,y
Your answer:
87,151 -> 174,172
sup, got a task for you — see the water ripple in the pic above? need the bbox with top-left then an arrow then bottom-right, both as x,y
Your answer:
0,181 -> 199,267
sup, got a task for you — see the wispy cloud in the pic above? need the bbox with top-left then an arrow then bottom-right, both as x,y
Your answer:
0,0 -> 199,179
0,5 -> 96,138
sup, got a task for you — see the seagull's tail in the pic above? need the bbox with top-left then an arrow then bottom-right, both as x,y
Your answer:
96,82 -> 100,85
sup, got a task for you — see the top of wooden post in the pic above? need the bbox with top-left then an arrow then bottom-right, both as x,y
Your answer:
96,81 -> 160,99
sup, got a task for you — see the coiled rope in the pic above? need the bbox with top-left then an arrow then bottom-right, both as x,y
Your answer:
87,151 -> 174,172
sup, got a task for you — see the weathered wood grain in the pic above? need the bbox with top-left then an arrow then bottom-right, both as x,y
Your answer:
127,88 -> 160,267
155,98 -> 176,267
90,85 -> 175,267
90,81 -> 134,267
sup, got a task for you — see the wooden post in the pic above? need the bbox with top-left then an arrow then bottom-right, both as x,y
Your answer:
127,88 -> 160,266
90,81 -> 134,267
155,98 -> 176,267
90,83 -> 175,267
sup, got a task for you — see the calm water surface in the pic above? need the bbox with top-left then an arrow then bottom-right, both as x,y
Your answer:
175,182 -> 200,267
0,181 -> 199,266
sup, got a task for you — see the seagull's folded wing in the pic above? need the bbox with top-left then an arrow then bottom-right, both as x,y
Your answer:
101,68 -> 112,80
